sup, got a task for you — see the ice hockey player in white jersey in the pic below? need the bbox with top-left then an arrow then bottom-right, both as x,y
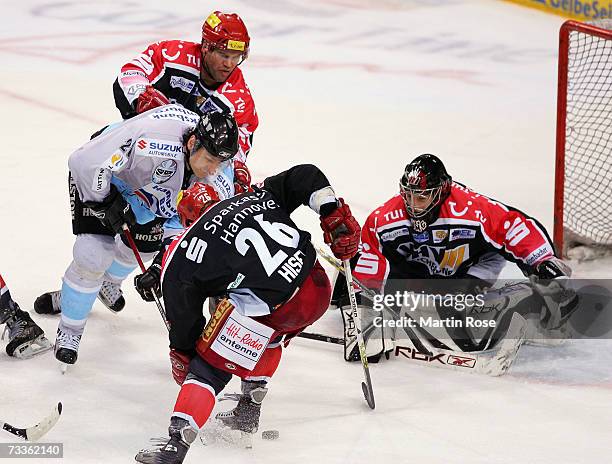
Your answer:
35,105 -> 240,317
36,105 -> 240,366
0,273 -> 52,358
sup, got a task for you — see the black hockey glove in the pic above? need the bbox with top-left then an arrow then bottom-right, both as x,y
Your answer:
530,257 -> 578,329
134,263 -> 162,302
84,184 -> 136,234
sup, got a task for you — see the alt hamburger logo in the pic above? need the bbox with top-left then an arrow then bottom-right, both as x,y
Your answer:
152,159 -> 177,184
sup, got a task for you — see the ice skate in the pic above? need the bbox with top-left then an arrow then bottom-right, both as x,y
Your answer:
34,290 -> 62,315
2,308 -> 52,358
135,417 -> 197,464
54,320 -> 83,365
216,381 -> 268,434
97,281 -> 125,313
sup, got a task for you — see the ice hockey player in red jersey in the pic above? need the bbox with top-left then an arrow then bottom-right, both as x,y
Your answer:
133,165 -> 360,464
113,10 -> 257,165
340,154 -> 577,362
99,10 -> 257,312
0,274 -> 52,359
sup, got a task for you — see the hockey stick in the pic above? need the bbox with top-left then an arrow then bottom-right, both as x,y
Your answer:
314,245 -> 433,355
297,331 -> 343,345
1,402 -> 62,441
343,259 -> 376,409
122,224 -> 171,331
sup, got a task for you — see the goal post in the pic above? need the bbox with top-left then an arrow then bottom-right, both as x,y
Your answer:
554,20 -> 612,258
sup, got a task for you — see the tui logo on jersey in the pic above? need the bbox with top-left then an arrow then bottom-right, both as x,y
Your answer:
152,159 -> 177,184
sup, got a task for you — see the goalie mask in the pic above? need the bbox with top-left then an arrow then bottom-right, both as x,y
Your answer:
177,182 -> 221,227
399,154 -> 452,231
193,111 -> 239,162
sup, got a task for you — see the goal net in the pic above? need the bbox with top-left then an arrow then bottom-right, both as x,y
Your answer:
554,20 -> 612,259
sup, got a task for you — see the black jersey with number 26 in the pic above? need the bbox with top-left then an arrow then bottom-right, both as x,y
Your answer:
161,164 -> 333,351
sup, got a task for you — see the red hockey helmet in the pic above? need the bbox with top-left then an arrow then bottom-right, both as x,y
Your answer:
202,11 -> 250,60
177,182 -> 221,227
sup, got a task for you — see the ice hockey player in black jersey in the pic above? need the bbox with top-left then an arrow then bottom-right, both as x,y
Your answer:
1,273 -> 52,358
133,164 -> 360,464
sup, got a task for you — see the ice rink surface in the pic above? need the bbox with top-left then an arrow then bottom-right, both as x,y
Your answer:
1,1 -> 611,463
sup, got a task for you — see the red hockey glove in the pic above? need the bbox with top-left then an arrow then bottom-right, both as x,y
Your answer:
320,198 -> 361,261
169,349 -> 192,386
136,86 -> 170,114
233,160 -> 252,194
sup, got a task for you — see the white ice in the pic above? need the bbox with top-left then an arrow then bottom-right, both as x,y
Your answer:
1,1 -> 611,463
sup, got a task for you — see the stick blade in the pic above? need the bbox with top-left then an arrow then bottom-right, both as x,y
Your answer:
361,382 -> 375,409
25,402 -> 62,441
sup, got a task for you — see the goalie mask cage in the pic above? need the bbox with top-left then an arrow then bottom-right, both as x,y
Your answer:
554,20 -> 612,258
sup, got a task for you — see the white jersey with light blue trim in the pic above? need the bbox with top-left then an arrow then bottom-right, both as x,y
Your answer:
68,104 -> 198,219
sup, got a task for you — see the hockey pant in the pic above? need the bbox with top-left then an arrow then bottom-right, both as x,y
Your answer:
173,262 -> 331,430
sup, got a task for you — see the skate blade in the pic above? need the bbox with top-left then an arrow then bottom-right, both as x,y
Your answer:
240,431 -> 253,449
200,422 -> 255,449
12,336 -> 54,359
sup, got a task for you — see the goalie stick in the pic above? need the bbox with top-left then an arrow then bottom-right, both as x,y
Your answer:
314,245 -> 526,376
1,402 -> 62,441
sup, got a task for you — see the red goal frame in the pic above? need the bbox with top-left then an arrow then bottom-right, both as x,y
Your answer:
554,20 -> 612,256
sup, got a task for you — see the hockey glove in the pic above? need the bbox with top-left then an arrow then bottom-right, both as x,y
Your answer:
84,184 -> 136,234
169,349 -> 192,386
320,198 -> 361,261
134,263 -> 162,302
531,257 -> 578,329
136,86 -> 170,114
233,160 -> 252,194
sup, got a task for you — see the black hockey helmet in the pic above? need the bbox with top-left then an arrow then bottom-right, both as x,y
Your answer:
399,154 -> 452,223
193,111 -> 239,161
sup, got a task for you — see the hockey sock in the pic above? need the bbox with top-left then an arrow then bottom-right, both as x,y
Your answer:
104,258 -> 137,285
173,379 -> 216,429
60,281 -> 100,321
243,344 -> 282,383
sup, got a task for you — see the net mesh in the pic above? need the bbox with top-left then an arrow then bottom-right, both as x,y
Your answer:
563,21 -> 612,247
